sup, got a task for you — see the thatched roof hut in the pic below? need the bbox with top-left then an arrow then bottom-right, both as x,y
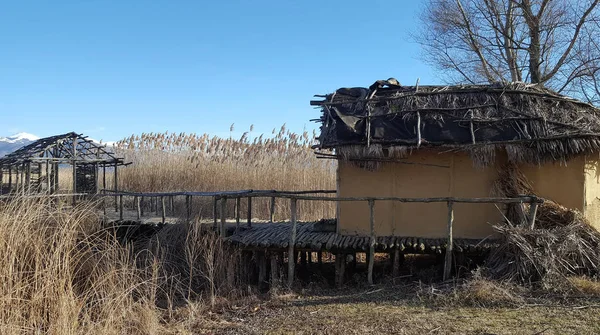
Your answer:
311,80 -> 600,239
312,80 -> 600,166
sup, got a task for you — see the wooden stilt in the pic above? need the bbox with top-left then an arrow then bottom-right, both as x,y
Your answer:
317,252 -> 323,266
113,163 -> 118,212
300,251 -> 307,267
258,251 -> 267,290
169,195 -> 174,216
270,253 -> 279,289
368,199 -> 375,285
392,250 -> 403,282
140,196 -> 145,217
336,253 -> 346,288
287,198 -> 297,287
443,201 -> 454,281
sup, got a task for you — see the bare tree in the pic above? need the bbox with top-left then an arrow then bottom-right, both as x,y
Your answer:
415,0 -> 600,104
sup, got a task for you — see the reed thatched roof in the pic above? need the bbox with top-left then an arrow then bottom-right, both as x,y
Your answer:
311,80 -> 600,165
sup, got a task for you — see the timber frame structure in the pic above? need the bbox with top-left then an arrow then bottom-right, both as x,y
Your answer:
0,132 -> 128,201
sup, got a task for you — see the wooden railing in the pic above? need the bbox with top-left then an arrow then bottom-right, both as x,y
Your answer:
96,189 -> 542,285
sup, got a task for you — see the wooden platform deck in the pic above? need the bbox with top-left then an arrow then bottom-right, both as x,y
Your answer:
225,222 -> 494,254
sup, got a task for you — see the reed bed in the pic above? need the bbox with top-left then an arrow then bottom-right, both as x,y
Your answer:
112,125 -> 337,221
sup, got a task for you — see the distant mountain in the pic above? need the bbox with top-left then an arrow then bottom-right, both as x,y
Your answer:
0,132 -> 40,158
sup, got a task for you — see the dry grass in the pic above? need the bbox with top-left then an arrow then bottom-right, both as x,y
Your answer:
0,195 -> 246,334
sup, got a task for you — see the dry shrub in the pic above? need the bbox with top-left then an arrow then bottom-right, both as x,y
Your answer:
486,205 -> 600,288
147,222 -> 242,307
453,276 -> 526,307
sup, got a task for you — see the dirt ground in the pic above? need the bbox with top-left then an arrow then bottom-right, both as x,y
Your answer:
181,285 -> 600,335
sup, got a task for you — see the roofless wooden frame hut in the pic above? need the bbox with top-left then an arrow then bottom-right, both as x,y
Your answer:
0,132 -> 128,203
311,80 -> 600,238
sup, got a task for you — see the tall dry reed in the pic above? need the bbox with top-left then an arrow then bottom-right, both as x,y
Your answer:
0,195 -> 243,334
113,125 -> 337,221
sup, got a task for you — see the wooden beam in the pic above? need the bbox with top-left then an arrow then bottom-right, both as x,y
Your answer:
443,201 -> 454,281
270,253 -> 279,289
287,198 -> 297,288
336,253 -> 346,288
368,199 -> 375,285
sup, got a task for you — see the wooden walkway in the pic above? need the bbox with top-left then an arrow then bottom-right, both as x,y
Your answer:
225,222 -> 492,253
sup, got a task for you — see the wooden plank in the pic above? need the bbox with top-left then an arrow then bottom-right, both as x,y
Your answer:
443,201 -> 454,281
220,196 -> 227,237
368,199 -> 375,285
287,198 -> 297,287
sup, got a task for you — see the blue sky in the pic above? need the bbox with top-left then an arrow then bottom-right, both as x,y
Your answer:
1,1 -> 438,142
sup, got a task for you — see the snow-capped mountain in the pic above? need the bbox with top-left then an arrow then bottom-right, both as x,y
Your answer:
0,132 -> 39,157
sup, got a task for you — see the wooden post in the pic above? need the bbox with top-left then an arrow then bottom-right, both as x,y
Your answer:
213,196 -> 218,230
25,162 -> 31,193
220,196 -> 227,236
528,200 -> 539,229
154,197 -> 159,216
443,201 -> 454,281
287,198 -> 298,287
169,195 -> 174,216
368,199 -> 375,285
258,251 -> 267,290
140,196 -> 145,217
161,196 -> 166,224
392,250 -> 403,282
45,162 -> 50,193
135,196 -> 141,220
0,166 -> 3,196
317,252 -> 323,266
336,253 -> 346,288
8,166 -> 12,194
270,196 -> 276,223
185,195 -> 191,222
113,163 -> 118,212
270,253 -> 279,289
416,111 -> 422,147
119,194 -> 124,221
102,165 -> 106,193
247,196 -> 252,228
235,197 -> 241,229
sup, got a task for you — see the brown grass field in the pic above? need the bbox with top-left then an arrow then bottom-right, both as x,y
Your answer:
3,127 -> 600,334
